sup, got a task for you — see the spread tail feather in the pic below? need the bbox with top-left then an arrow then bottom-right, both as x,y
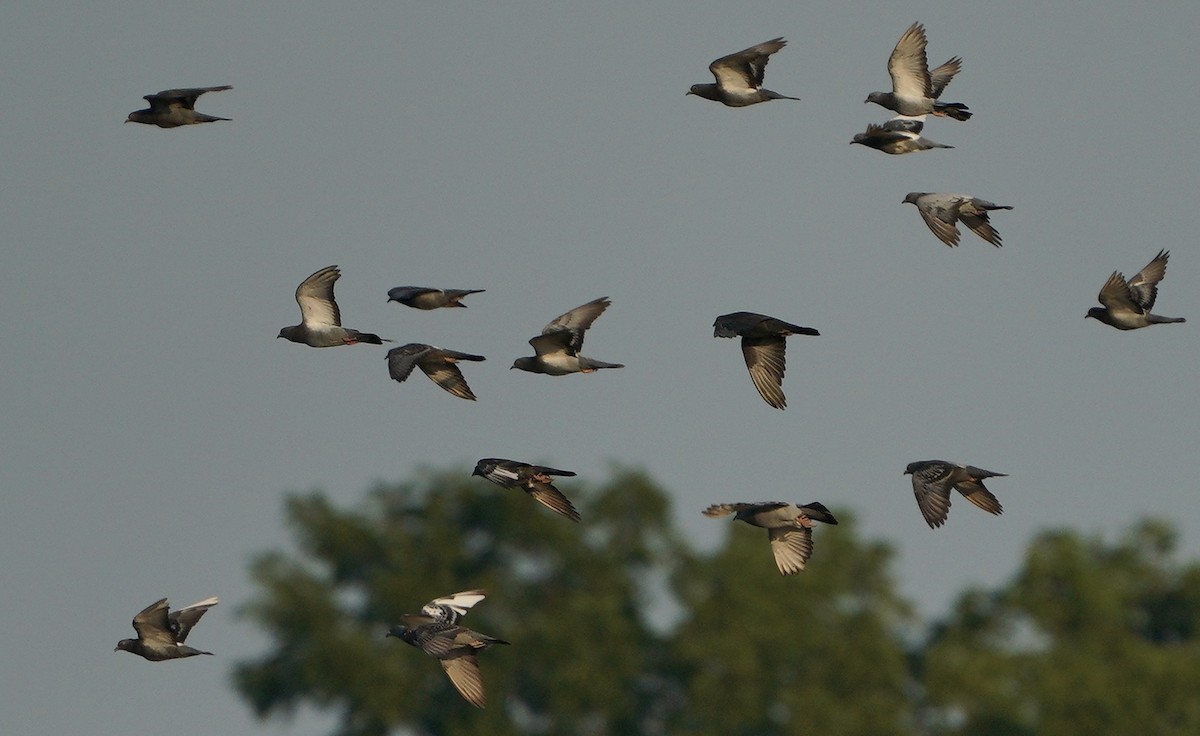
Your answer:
933,102 -> 971,121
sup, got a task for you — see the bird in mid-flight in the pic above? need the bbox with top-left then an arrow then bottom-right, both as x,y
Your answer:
902,193 -> 1012,247
386,287 -> 485,310
386,344 -> 486,400
703,502 -> 838,575
1086,250 -> 1186,330
687,38 -> 800,107
277,265 -> 387,347
125,86 -> 232,128
713,312 -> 819,409
114,596 -> 219,661
866,23 -> 970,120
511,297 -> 623,375
472,458 -> 581,522
905,461 -> 1005,529
851,116 -> 952,154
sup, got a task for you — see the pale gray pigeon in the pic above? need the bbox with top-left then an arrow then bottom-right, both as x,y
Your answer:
687,38 -> 800,107
902,192 -> 1012,247
713,312 -> 819,410
387,287 -> 485,310
511,297 -> 623,375
472,458 -> 580,522
277,265 -> 387,347
114,596 -> 218,661
905,460 -> 1005,529
703,502 -> 838,575
386,590 -> 509,709
866,23 -> 970,120
1086,250 -> 1186,329
851,116 -> 952,154
386,344 -> 485,401
125,86 -> 232,128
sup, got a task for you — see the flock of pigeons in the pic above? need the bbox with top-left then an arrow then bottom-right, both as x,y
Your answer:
114,21 -> 1187,710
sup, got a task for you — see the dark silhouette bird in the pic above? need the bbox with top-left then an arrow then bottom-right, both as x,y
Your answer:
866,23 -> 970,120
386,287 -> 485,310
125,86 -> 232,127
511,297 -> 623,375
687,38 -> 800,107
851,116 -> 952,154
1086,250 -> 1186,329
713,312 -> 819,409
902,192 -> 1012,247
114,596 -> 218,661
386,344 -> 485,400
905,460 -> 1005,528
277,265 -> 387,347
472,458 -> 581,522
703,502 -> 838,575
386,590 -> 509,709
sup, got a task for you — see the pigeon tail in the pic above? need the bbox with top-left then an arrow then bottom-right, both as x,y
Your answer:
580,359 -> 624,371
349,331 -> 386,345
932,102 -> 971,120
763,90 -> 800,102
1148,315 -> 1186,325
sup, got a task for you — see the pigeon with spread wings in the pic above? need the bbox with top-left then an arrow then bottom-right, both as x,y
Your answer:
125,86 -> 232,128
277,265 -> 387,347
866,23 -> 970,120
903,193 -> 1012,247
387,344 -> 485,400
1086,250 -> 1186,330
703,502 -> 838,575
687,38 -> 800,107
511,297 -> 623,375
905,460 -> 1005,529
713,312 -> 819,410
114,596 -> 218,661
472,458 -> 581,522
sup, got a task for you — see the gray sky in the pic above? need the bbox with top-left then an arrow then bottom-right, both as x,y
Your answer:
4,2 -> 1198,734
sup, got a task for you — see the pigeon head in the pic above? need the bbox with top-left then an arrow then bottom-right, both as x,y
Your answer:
903,462 -> 920,475
902,192 -> 925,206
124,111 -> 147,125
276,326 -> 297,340
114,638 -> 137,653
865,92 -> 889,106
686,84 -> 720,102
1085,307 -> 1105,321
510,357 -> 536,371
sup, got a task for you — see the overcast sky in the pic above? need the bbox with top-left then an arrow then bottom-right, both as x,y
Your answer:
4,2 -> 1198,734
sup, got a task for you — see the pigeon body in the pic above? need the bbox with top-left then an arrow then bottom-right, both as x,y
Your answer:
387,344 -> 486,400
387,287 -> 485,310
114,596 -> 218,661
866,23 -> 970,120
703,502 -> 838,575
472,458 -> 581,522
387,590 -> 509,709
688,38 -> 800,107
511,297 -> 623,375
1086,250 -> 1186,329
905,460 -> 1005,529
902,192 -> 1012,247
125,86 -> 232,128
277,265 -> 387,347
713,312 -> 819,410
851,116 -> 952,154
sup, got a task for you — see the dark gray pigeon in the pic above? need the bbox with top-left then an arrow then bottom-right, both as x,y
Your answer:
866,23 -> 970,120
387,287 -> 485,310
114,596 -> 218,661
511,297 -> 623,375
472,458 -> 581,522
905,460 -> 1005,529
386,590 -> 509,709
851,116 -> 952,154
703,502 -> 838,575
1086,250 -> 1186,330
903,192 -> 1012,247
125,86 -> 232,128
687,38 -> 800,107
713,312 -> 819,410
386,344 -> 485,401
277,265 -> 387,347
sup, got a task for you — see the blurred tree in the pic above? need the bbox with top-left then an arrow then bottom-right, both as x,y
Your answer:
921,519 -> 1200,736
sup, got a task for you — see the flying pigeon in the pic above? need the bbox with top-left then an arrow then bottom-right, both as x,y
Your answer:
511,297 -> 623,375
125,86 -> 232,128
687,38 -> 800,107
713,312 -> 819,410
905,460 -> 1005,529
277,265 -> 387,347
472,458 -> 581,522
851,116 -> 952,154
386,590 -> 509,709
114,596 -> 218,661
386,344 -> 486,401
1086,250 -> 1186,330
703,502 -> 838,575
902,192 -> 1012,247
866,23 -> 970,120
387,287 -> 485,310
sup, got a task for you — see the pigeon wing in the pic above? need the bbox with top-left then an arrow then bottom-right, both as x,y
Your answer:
167,596 -> 218,643
525,481 -> 581,522
423,590 -> 487,624
768,526 -> 813,575
959,212 -> 1003,247
131,599 -> 176,646
529,329 -> 577,357
540,297 -> 611,347
709,38 -> 786,92
741,336 -> 788,409
910,463 -> 956,528
1097,271 -> 1140,313
1127,250 -> 1170,311
927,58 -> 962,98
888,22 -> 932,100
146,86 -> 232,112
386,344 -> 428,382
295,265 -> 342,327
440,651 -> 487,708
418,350 -> 483,401
915,199 -> 962,246
702,501 -> 788,517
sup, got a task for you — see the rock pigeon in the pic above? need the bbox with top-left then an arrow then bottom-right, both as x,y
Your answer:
511,297 -> 623,375
902,192 -> 1012,247
866,23 -> 970,120
114,596 -> 218,661
387,287 -> 485,310
703,502 -> 838,575
905,460 -> 1005,529
386,344 -> 486,401
277,265 -> 387,347
851,116 -> 953,154
713,312 -> 819,410
125,86 -> 232,128
687,38 -> 800,107
1086,250 -> 1186,330
386,590 -> 509,709
472,458 -> 581,522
